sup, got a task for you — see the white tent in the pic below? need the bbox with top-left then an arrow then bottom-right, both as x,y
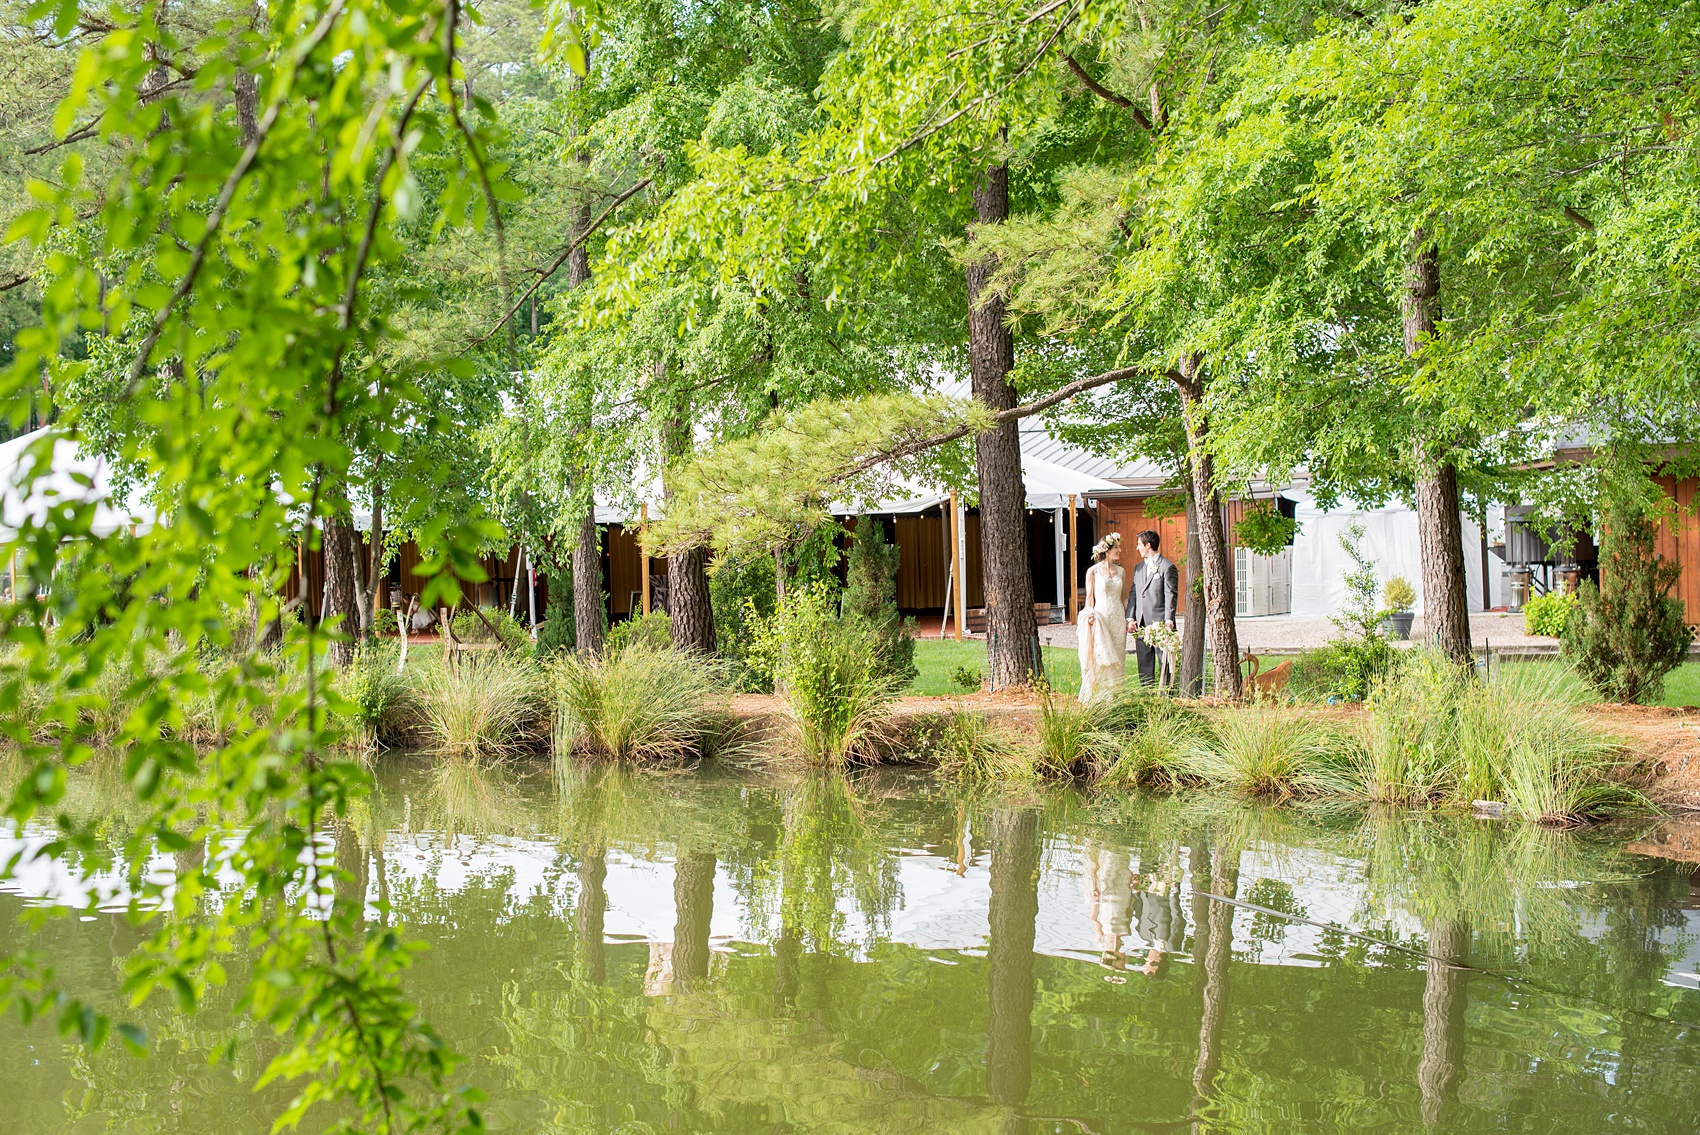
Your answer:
1288,492 -> 1486,618
0,428 -> 154,539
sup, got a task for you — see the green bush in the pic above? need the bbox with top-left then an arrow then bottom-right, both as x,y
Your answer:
1523,590 -> 1578,638
1562,490 -> 1693,703
450,606 -> 533,655
710,554 -> 778,691
607,610 -> 672,654
950,665 -> 983,692
841,521 -> 917,688
335,642 -> 411,750
534,567 -> 575,657
548,644 -> 727,760
1382,576 -> 1416,612
1291,636 -> 1400,703
749,583 -> 900,766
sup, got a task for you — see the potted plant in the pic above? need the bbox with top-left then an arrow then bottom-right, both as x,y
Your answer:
1381,577 -> 1416,640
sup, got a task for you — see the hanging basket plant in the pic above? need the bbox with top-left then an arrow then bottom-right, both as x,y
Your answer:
1234,502 -> 1299,557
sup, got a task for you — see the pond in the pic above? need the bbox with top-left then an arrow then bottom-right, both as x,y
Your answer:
4,757 -> 1700,1133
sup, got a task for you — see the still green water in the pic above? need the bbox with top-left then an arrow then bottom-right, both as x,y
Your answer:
6,758 -> 1700,1133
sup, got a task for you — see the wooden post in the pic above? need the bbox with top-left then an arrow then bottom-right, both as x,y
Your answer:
1068,494 -> 1079,622
639,504 -> 651,616
951,491 -> 966,642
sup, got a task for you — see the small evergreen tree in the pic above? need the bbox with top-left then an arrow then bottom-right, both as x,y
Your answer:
534,566 -> 576,657
1563,489 -> 1693,704
841,520 -> 917,687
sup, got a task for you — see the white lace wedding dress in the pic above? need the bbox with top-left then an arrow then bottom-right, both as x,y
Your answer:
1077,562 -> 1128,704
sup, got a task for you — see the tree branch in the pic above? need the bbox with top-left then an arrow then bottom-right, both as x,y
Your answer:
470,176 -> 654,346
833,365 -> 1148,482
1062,54 -> 1157,133
0,271 -> 31,294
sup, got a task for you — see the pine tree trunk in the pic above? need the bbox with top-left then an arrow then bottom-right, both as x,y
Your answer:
1418,916 -> 1469,1125
987,806 -> 1039,1111
662,403 -> 716,654
1180,476 -> 1207,697
323,515 -> 360,667
1403,235 -> 1473,664
966,164 -> 1038,690
1172,356 -> 1242,698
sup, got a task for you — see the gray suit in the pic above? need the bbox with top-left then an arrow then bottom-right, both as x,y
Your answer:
1126,554 -> 1179,686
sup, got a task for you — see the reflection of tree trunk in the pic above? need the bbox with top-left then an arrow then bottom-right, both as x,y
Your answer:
774,923 -> 801,1012
672,851 -> 716,987
1188,837 -> 1212,994
1192,846 -> 1240,1111
333,823 -> 368,922
1418,916 -> 1469,1126
373,834 -> 389,926
577,847 -> 608,984
988,807 -> 1039,1132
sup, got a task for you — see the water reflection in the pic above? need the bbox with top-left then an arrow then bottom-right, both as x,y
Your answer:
4,760 -> 1700,1133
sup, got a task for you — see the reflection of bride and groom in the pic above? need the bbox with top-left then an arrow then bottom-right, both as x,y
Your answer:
1076,529 -> 1179,704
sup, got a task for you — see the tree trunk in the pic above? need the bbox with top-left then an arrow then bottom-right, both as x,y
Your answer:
1180,475 -> 1207,697
1418,916 -> 1469,1126
966,164 -> 1037,690
987,806 -> 1039,1127
672,850 -> 716,988
574,507 -> 605,655
234,68 -> 258,144
663,403 -> 716,654
323,516 -> 361,667
360,472 -> 383,637
1171,356 -> 1242,698
1403,235 -> 1473,664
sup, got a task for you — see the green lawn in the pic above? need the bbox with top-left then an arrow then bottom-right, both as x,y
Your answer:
909,639 -> 1700,705
908,638 -> 1082,695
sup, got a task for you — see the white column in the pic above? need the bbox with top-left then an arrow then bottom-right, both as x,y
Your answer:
1053,506 -> 1065,609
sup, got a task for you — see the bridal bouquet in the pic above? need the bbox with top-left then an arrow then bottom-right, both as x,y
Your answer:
1139,622 -> 1182,656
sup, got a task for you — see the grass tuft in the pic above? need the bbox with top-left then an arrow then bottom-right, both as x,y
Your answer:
548,644 -> 727,761
406,651 -> 542,762
930,704 -> 1035,780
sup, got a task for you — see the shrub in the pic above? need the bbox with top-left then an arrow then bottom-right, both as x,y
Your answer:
534,566 -> 575,657
405,652 -> 542,761
450,606 -> 532,654
841,521 -> 917,688
607,610 -> 672,654
1522,590 -> 1578,638
1189,705 -> 1349,798
1354,650 -> 1467,804
334,642 -> 411,751
548,644 -> 727,760
1382,577 -> 1416,613
930,705 -> 1034,780
950,665 -> 983,692
1292,636 -> 1401,703
749,583 -> 901,766
1562,490 -> 1693,703
711,554 -> 778,691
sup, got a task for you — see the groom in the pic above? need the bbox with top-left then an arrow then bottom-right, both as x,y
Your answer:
1125,530 -> 1179,687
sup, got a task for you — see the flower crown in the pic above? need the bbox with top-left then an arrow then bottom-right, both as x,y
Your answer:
1092,532 -> 1124,558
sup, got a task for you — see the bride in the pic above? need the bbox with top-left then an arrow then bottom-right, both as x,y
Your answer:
1077,532 -> 1128,704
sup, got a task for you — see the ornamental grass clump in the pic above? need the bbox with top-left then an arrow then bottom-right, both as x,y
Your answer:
334,643 -> 412,753
1033,684 -> 1106,777
930,704 -> 1035,780
750,583 -> 901,766
406,651 -> 543,762
1189,705 -> 1350,799
1090,701 -> 1208,790
548,644 -> 727,761
1352,650 -> 1468,805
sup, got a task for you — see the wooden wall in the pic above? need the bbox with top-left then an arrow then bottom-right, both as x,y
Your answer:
1094,499 -> 1192,614
893,511 -> 982,611
1653,476 -> 1700,625
607,523 -> 664,616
